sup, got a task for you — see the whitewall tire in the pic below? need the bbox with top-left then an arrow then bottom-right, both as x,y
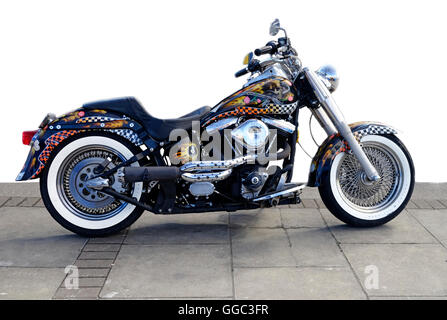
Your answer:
319,134 -> 415,227
40,132 -> 145,236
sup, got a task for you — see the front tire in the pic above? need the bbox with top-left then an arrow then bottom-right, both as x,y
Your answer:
40,132 -> 145,237
319,134 -> 415,227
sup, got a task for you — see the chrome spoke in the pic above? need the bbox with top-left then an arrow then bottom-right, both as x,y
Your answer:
336,142 -> 400,212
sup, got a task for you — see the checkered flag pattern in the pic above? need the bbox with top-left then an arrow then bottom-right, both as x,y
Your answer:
109,129 -> 143,146
266,101 -> 298,114
353,125 -> 397,141
77,116 -> 115,123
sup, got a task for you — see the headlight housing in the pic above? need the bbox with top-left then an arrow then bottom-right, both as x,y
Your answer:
316,65 -> 339,93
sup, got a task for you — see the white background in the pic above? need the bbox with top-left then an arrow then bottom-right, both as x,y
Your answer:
1,0 -> 446,182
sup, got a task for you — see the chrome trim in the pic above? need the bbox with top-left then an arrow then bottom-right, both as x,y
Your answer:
252,184 -> 306,201
269,19 -> 281,36
180,155 -> 256,172
316,65 -> 339,93
117,167 -> 125,184
39,113 -> 57,129
261,118 -> 296,134
84,177 -> 110,190
304,68 -> 380,181
189,182 -> 215,197
310,108 -> 337,136
244,64 -> 290,87
182,169 -> 232,182
205,117 -> 238,135
231,119 -> 269,149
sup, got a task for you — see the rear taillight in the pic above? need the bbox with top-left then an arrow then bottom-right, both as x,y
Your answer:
22,130 -> 38,146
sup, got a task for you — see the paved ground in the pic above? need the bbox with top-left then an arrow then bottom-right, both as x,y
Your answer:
0,182 -> 447,299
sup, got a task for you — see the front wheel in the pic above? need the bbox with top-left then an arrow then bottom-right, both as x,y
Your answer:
319,134 -> 414,227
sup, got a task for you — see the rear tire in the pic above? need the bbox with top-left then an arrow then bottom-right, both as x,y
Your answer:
319,134 -> 415,227
40,131 -> 146,237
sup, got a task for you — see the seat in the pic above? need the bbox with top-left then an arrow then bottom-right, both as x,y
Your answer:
82,97 -> 210,141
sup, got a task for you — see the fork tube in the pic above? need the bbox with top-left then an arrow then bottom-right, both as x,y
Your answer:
304,68 -> 380,181
311,107 -> 337,136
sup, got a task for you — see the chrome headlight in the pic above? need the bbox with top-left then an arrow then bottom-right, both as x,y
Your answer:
316,65 -> 339,93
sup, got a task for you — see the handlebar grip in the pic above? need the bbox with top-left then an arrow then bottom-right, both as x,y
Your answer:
254,45 -> 273,56
235,67 -> 249,78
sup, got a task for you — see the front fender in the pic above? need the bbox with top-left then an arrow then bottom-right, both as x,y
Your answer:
307,122 -> 398,187
16,109 -> 146,181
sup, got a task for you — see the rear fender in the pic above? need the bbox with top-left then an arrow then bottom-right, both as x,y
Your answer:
307,122 -> 398,187
16,108 -> 148,181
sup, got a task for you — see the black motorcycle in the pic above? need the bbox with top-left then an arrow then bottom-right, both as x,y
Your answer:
17,19 -> 414,236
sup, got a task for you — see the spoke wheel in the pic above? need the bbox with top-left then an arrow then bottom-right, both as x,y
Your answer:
319,134 -> 414,226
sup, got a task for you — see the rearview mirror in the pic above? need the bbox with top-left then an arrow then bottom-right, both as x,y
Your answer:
269,19 -> 280,36
243,52 -> 253,65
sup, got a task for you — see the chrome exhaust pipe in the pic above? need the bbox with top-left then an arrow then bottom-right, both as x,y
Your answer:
181,169 -> 232,182
180,155 -> 256,172
118,149 -> 290,184
179,155 -> 255,182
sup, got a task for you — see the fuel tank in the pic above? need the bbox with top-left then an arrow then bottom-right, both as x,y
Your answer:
202,76 -> 299,126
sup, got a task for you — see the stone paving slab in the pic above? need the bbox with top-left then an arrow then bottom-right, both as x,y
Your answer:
88,233 -> 126,244
342,243 -> 447,297
101,244 -> 232,299
53,287 -> 101,300
125,212 -> 229,245
408,209 -> 447,246
78,277 -> 106,287
0,197 -> 10,207
77,268 -> 110,278
280,208 -> 326,228
0,267 -> 65,299
82,243 -> 122,252
320,209 -> 438,244
287,228 -> 348,267
19,197 -> 41,207
231,228 -> 295,267
230,208 -> 281,228
78,251 -> 118,260
0,207 -> 86,267
34,198 -> 44,207
427,200 -> 446,209
412,199 -> 433,209
3,197 -> 26,207
234,267 -> 366,299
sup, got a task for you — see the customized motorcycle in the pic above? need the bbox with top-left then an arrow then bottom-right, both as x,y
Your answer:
17,20 -> 414,237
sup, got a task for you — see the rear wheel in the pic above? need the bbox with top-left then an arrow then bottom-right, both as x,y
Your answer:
319,134 -> 414,227
40,132 -> 145,237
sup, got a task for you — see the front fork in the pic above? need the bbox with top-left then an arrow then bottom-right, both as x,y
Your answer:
304,68 -> 380,181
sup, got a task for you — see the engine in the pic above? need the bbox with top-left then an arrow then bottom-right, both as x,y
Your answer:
231,119 -> 270,150
169,117 -> 294,203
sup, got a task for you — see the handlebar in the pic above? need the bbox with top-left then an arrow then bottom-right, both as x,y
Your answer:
235,39 -> 290,77
235,59 -> 261,78
254,41 -> 278,56
254,45 -> 273,56
235,67 -> 249,78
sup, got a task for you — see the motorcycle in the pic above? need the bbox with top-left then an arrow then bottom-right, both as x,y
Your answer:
17,19 -> 415,237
